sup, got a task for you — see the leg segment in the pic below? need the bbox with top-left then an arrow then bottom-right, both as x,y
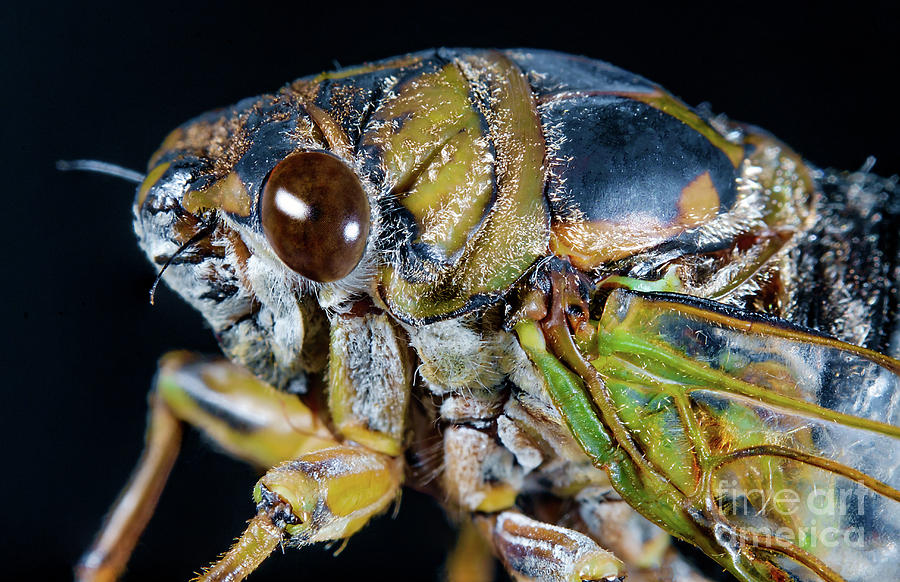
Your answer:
77,352 -> 339,582
194,513 -> 284,582
442,425 -> 521,512
155,351 -> 336,468
76,394 -> 181,582
196,445 -> 403,582
477,511 -> 625,582
444,519 -> 496,582
575,487 -> 670,571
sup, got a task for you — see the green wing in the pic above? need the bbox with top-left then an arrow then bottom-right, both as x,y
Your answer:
517,288 -> 900,582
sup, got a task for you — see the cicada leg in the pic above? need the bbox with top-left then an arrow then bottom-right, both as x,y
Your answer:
574,488 -> 720,582
444,518 -> 496,582
575,487 -> 671,570
196,445 -> 403,582
76,351 -> 339,582
76,389 -> 182,582
474,511 -> 625,582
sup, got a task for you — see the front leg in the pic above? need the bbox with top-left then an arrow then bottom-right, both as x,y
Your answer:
197,445 -> 403,582
76,352 -> 338,582
76,391 -> 181,582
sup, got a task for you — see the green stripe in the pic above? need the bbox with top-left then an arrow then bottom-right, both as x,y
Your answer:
514,320 -> 616,466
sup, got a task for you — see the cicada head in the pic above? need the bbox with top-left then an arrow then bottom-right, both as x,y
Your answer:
132,49 -> 553,394
134,90 -> 380,391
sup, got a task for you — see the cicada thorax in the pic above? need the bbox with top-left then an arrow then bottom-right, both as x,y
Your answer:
289,48 -> 824,330
537,84 -> 823,318
351,50 -> 550,324
542,90 -> 743,268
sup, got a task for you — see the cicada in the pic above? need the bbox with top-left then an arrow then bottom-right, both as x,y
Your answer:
74,48 -> 900,582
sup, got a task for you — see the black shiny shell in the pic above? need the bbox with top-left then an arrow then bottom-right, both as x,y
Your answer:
543,94 -> 738,225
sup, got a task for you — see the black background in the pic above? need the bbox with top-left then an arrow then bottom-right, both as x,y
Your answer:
4,2 -> 899,581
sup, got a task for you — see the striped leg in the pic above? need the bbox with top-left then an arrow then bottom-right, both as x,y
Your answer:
197,445 -> 403,582
477,511 -> 625,582
76,351 -> 337,582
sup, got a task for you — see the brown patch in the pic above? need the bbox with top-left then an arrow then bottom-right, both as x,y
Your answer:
147,94 -> 310,182
148,110 -> 247,180
551,172 -> 720,269
344,299 -> 383,318
287,79 -> 320,102
224,227 -> 254,292
303,102 -> 352,157
499,517 -> 573,547
183,171 -> 252,216
676,170 -> 720,227
551,219 -> 683,269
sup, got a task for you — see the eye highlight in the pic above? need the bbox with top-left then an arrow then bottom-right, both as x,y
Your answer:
261,152 -> 370,283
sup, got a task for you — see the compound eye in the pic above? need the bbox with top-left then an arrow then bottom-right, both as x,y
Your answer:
261,152 -> 370,283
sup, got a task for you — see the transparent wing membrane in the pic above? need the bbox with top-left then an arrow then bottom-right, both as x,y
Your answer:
592,289 -> 900,581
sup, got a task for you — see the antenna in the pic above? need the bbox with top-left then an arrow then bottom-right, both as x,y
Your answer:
56,159 -> 145,184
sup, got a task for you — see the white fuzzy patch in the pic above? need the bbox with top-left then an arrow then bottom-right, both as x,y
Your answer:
407,318 -> 505,394
496,415 -> 543,472
442,425 -> 520,511
330,312 -> 410,439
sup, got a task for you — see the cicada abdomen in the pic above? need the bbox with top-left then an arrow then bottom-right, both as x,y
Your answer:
789,168 -> 900,355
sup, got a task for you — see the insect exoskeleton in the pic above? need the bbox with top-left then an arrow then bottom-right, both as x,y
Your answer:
80,49 -> 900,582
